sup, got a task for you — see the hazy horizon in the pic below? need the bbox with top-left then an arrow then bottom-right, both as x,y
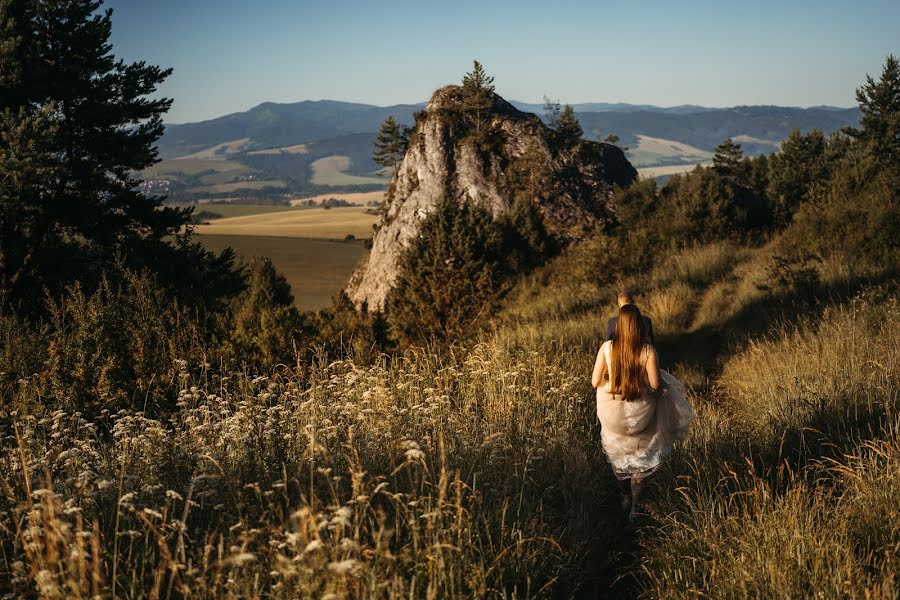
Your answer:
104,0 -> 896,123
161,96 -> 859,126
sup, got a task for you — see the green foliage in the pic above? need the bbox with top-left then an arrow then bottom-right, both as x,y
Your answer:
0,0 -> 243,310
460,60 -> 495,136
845,54 -> 900,166
556,105 -> 584,150
543,97 -> 583,150
41,270 -> 207,416
766,129 -> 831,226
227,257 -> 306,367
500,195 -> 556,271
388,198 -> 509,345
372,115 -> 410,172
311,292 -> 393,360
712,137 -> 748,183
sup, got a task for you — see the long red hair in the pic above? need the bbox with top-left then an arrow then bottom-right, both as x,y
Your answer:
610,304 -> 647,401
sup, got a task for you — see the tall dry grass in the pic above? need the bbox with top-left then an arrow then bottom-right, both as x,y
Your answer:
1,340 -> 619,598
1,230 -> 896,598
636,294 -> 899,598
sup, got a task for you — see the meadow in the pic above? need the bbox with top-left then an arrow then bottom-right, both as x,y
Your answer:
311,156 -> 390,186
635,162 -> 712,178
194,234 -> 367,309
2,227 -> 895,598
626,134 -> 712,167
194,206 -> 378,240
143,157 -> 250,178
183,203 -> 313,219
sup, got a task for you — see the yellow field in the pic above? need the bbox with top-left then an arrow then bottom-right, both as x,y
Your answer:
178,202 -> 312,219
289,191 -> 385,206
194,235 -> 366,309
634,135 -> 711,158
179,138 -> 253,159
247,143 -> 309,155
637,162 -> 712,178
310,155 -> 388,186
194,206 -> 377,239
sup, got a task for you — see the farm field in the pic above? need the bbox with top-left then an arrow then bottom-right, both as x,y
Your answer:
310,155 -> 389,186
637,161 -> 712,178
179,202 -> 313,219
194,234 -> 366,309
194,206 -> 378,239
207,179 -> 287,193
248,143 -> 309,155
180,138 -> 253,159
628,134 -> 713,167
143,157 -> 249,177
289,190 -> 385,206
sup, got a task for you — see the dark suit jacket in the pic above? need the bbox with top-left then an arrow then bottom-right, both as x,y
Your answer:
606,315 -> 655,346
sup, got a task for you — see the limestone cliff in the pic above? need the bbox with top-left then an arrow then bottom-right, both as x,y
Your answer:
347,85 -> 637,310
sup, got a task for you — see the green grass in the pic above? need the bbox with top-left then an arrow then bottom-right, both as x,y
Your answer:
143,158 -> 250,177
194,234 -> 367,309
207,179 -> 287,192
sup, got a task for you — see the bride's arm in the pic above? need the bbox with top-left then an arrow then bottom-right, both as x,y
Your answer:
591,342 -> 608,388
645,346 -> 663,392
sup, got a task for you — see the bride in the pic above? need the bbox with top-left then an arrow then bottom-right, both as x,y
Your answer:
591,303 -> 693,520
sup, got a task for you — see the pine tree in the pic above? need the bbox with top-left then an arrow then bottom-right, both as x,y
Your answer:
712,138 -> 748,183
556,104 -> 583,149
845,54 -> 900,163
372,116 -> 409,173
387,198 -> 507,344
461,60 -> 495,136
0,0 -> 243,308
766,129 -> 828,225
230,257 -> 301,366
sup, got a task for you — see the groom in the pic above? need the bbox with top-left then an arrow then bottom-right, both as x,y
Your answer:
605,291 -> 655,345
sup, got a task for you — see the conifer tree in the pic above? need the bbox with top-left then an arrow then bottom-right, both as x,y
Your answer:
766,129 -> 828,225
556,104 -> 583,149
712,138 -> 748,183
387,198 -> 507,344
845,54 -> 900,163
0,0 -> 243,308
542,97 -> 582,149
461,60 -> 495,135
372,116 -> 409,173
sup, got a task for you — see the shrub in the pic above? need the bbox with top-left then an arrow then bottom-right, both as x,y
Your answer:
42,270 -> 207,416
226,256 -> 308,367
387,198 -> 511,345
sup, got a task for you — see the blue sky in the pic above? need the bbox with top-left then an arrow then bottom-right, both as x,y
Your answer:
104,0 -> 898,123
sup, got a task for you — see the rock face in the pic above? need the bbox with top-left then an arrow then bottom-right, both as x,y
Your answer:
347,85 -> 637,310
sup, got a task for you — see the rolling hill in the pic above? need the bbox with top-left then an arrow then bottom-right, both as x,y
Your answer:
149,99 -> 860,202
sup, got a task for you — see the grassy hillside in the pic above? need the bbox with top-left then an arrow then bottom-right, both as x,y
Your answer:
3,233 -> 894,598
2,58 -> 895,600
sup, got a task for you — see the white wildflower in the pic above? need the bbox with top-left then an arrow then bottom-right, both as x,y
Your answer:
327,559 -> 360,575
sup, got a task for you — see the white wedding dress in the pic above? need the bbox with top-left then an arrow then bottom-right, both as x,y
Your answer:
595,340 -> 694,479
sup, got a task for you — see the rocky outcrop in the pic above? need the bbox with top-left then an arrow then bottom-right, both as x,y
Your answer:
347,85 -> 637,310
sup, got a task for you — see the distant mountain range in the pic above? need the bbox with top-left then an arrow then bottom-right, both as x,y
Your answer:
157,99 -> 860,160
149,98 -> 861,202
